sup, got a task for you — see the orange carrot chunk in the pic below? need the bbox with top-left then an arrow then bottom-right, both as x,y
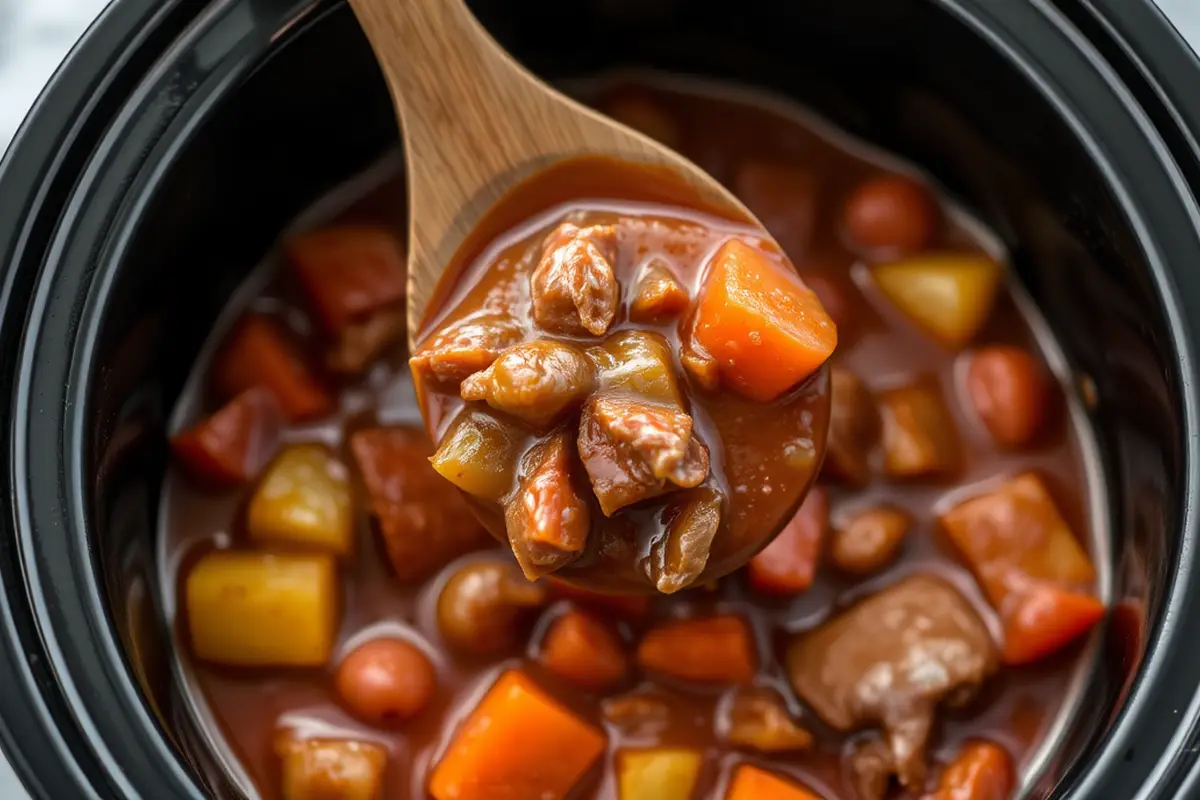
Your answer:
539,610 -> 628,691
725,765 -> 822,800
691,239 -> 836,402
287,225 -> 407,334
930,740 -> 1014,800
636,615 -> 756,684
170,387 -> 281,485
747,487 -> 828,596
429,670 -> 605,800
212,315 -> 333,421
940,472 -> 1104,665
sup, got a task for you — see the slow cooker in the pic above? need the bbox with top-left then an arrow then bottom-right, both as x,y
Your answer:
1,0 -> 1200,797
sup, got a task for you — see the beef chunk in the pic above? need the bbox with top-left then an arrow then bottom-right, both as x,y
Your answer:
824,367 -> 879,485
577,394 -> 710,516
351,427 -> 489,581
461,340 -> 595,428
505,431 -> 590,579
629,259 -> 689,322
721,688 -> 814,753
786,575 -> 997,789
651,487 -> 722,593
409,311 -> 524,383
878,377 -> 960,478
531,222 -> 620,336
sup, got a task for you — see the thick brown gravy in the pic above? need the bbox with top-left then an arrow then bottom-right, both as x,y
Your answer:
159,77 -> 1103,800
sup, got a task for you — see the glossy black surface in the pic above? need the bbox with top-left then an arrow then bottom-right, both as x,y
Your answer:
0,0 -> 1198,797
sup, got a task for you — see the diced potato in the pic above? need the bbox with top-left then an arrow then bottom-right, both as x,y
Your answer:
186,551 -> 339,667
873,252 -> 1002,348
248,445 -> 354,556
878,378 -> 960,478
276,735 -> 387,800
429,408 -> 526,502
587,330 -> 683,406
618,748 -> 702,800
429,670 -> 606,800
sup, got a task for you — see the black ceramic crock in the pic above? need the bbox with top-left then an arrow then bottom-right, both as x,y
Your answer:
1,0 -> 1199,797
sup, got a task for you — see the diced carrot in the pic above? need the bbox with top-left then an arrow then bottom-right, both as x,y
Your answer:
930,740 -> 1013,800
170,387 -> 281,485
725,765 -> 822,800
539,610 -> 628,691
637,615 -> 756,684
547,579 -> 652,619
1001,584 -> 1106,666
212,315 -> 333,421
692,239 -> 837,402
746,487 -> 828,596
429,670 -> 606,800
940,472 -> 1103,664
287,225 -> 407,334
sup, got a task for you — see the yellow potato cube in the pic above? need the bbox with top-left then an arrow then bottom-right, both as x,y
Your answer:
873,252 -> 1001,348
276,735 -> 387,800
186,551 -> 339,667
248,444 -> 353,556
618,748 -> 702,800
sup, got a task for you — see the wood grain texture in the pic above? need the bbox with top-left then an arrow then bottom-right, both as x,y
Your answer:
346,0 -> 751,345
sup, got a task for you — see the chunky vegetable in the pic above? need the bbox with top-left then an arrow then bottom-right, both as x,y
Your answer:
843,174 -> 939,256
722,689 -> 813,753
212,315 -> 333,421
691,238 -> 837,402
940,472 -> 1103,665
275,735 -> 387,800
929,740 -> 1013,800
873,252 -> 1001,348
652,487 -> 722,594
617,748 -> 702,800
428,670 -> 606,800
247,444 -> 354,556
587,330 -> 683,405
437,561 -> 548,655
747,487 -> 828,596
637,615 -> 756,684
170,387 -> 281,485
629,260 -> 689,322
725,765 -> 821,800
186,551 -> 338,667
966,345 -> 1053,447
538,610 -> 628,691
878,377 -> 961,477
334,638 -> 437,725
429,408 -> 525,502
286,224 -> 407,334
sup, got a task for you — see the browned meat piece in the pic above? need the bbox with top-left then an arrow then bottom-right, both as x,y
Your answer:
680,344 -> 720,392
460,340 -> 596,428
824,367 -> 879,485
847,737 -> 895,800
878,377 -> 961,478
531,222 -> 620,336
651,487 -> 722,593
629,259 -> 689,322
587,330 -> 683,405
409,311 -> 524,383
721,688 -> 814,753
504,431 -> 591,579
325,307 -> 406,375
350,427 -> 490,581
786,575 -> 997,789
577,393 -> 710,516
601,692 -> 672,737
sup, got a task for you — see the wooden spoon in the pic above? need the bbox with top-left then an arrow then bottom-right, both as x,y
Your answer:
346,0 -> 755,345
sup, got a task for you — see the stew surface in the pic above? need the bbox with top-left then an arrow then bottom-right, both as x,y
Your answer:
159,77 -> 1106,800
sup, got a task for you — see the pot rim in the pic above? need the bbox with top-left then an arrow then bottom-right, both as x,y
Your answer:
2,0 -> 1200,798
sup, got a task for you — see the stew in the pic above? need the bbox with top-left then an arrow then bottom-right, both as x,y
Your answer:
160,77 -> 1105,800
